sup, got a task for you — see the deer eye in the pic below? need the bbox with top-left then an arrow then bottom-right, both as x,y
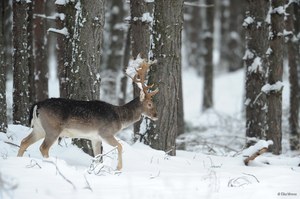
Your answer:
147,103 -> 153,108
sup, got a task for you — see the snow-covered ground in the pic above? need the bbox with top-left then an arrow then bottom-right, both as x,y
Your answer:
1,69 -> 300,199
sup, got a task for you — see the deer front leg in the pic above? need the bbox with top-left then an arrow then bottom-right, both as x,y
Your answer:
104,136 -> 123,171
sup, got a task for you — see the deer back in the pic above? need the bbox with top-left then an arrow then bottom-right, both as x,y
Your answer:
31,98 -> 126,138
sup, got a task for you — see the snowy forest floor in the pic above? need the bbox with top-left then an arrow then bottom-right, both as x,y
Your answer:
1,69 -> 300,199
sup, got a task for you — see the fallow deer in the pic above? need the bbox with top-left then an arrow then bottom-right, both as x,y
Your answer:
17,59 -> 158,170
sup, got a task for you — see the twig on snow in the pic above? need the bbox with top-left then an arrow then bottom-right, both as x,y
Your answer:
242,173 -> 260,183
43,159 -> 76,190
83,174 -> 93,192
26,159 -> 42,169
150,171 -> 160,179
4,141 -> 20,148
87,147 -> 121,176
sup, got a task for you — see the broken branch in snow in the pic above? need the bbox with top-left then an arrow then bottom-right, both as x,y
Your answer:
242,140 -> 273,165
244,147 -> 268,165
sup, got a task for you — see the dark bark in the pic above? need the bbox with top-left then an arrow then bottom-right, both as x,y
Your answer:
12,0 -> 33,124
55,2 -> 75,98
183,0 -> 203,73
68,0 -> 104,156
33,0 -> 48,101
119,27 -> 131,105
219,0 -> 230,70
244,0 -> 269,146
130,0 -> 151,138
286,1 -> 300,150
266,0 -> 285,155
227,0 -> 245,72
0,0 -> 10,132
147,0 -> 184,156
202,0 -> 214,110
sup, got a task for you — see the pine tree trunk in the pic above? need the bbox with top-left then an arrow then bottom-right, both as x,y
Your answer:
244,0 -> 269,146
266,0 -> 285,155
68,0 -> 103,101
33,0 -> 48,101
202,0 -> 214,111
147,0 -> 184,156
130,0 -> 151,139
286,1 -> 300,150
67,0 -> 104,156
55,2 -> 75,98
219,0 -> 230,70
12,0 -> 34,125
101,0 -> 126,105
0,1 -> 8,132
227,0 -> 244,72
183,0 -> 203,73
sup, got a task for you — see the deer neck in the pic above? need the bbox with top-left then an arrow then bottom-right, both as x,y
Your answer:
116,97 -> 143,129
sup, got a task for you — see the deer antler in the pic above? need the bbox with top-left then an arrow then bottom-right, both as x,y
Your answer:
127,58 -> 158,101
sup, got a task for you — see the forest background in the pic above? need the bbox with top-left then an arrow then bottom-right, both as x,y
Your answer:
0,0 -> 300,156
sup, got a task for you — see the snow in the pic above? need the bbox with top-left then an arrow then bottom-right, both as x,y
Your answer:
272,6 -> 286,15
248,57 -> 263,73
242,16 -> 254,27
266,47 -> 273,56
1,68 -> 300,199
243,49 -> 254,60
47,27 -> 69,37
1,126 -> 300,199
261,81 -> 284,94
55,0 -> 68,5
242,140 -> 273,157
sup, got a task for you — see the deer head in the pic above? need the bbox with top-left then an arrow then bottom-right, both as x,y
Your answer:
127,58 -> 159,121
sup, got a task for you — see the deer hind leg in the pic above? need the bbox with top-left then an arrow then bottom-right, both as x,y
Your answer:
17,130 -> 45,157
104,136 -> 123,171
39,132 -> 60,158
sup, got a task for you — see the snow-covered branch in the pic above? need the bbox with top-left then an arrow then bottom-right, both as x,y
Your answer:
48,27 -> 69,37
261,81 -> 284,94
242,140 -> 273,165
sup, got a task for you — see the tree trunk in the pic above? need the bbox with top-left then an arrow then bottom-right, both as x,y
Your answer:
130,0 -> 151,139
55,2 -> 75,98
286,1 -> 300,150
0,0 -> 10,132
219,0 -> 230,70
266,0 -> 285,155
244,0 -> 269,146
67,0 -> 103,101
119,27 -> 131,105
183,0 -> 203,73
202,0 -> 214,111
101,0 -> 126,105
33,0 -> 48,101
227,0 -> 245,72
12,0 -> 34,125
146,0 -> 184,156
67,0 -> 104,156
